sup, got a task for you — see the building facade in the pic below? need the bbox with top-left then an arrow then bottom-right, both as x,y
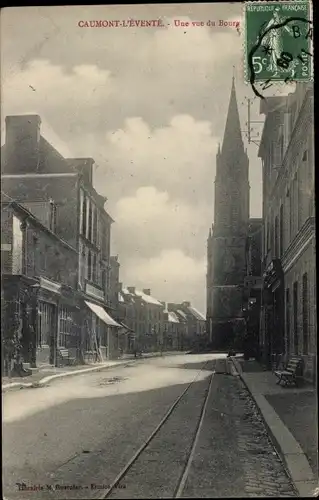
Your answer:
258,83 -> 316,382
1,198 -> 79,374
206,78 -> 250,349
2,114 -> 122,364
119,286 -> 164,352
243,219 -> 263,359
167,301 -> 206,351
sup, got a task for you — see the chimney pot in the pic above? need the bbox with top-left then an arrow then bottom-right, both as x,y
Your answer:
4,114 -> 41,174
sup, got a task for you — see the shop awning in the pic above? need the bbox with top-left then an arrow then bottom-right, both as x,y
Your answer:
84,301 -> 122,328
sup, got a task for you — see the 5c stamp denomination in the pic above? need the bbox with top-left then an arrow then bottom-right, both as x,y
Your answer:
244,0 -> 313,89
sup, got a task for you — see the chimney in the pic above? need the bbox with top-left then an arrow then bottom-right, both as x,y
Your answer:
143,288 -> 151,295
4,115 -> 41,174
127,286 -> 136,294
118,282 -> 123,291
182,301 -> 191,307
66,157 -> 94,185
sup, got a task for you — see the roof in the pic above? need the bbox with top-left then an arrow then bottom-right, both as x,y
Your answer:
123,287 -> 163,306
121,288 -> 136,303
187,306 -> 206,321
168,312 -> 179,323
176,309 -> 188,321
221,78 -> 245,158
1,195 -> 77,253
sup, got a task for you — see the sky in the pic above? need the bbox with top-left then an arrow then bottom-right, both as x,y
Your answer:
1,4 -> 293,313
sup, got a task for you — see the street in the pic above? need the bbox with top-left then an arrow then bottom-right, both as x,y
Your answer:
3,354 -> 297,499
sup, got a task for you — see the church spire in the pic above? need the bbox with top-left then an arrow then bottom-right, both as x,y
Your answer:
221,77 -> 244,156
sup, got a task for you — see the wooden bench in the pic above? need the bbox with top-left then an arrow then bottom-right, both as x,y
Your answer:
58,348 -> 76,367
274,356 -> 304,387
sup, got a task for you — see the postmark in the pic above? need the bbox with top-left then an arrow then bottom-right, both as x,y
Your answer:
244,1 -> 313,96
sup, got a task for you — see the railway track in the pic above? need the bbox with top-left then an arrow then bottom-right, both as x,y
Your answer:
94,359 -> 216,500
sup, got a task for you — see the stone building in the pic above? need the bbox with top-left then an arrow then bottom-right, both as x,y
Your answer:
258,83 -> 316,382
206,78 -> 250,349
1,197 -> 78,373
118,286 -> 164,352
2,114 -> 122,362
167,301 -> 206,351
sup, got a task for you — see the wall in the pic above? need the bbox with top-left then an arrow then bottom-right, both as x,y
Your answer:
284,241 -> 316,381
25,220 -> 78,289
2,176 -> 79,249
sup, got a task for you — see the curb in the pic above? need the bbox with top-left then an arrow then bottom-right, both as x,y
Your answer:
2,351 -> 184,393
230,357 -> 318,498
2,361 -> 132,393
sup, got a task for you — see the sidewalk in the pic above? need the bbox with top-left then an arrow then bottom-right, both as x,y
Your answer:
231,356 -> 318,497
2,351 -> 183,393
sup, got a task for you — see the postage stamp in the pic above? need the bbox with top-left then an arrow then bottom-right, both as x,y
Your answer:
244,1 -> 313,85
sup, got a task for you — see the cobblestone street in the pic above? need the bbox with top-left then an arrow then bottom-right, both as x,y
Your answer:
3,354 -> 299,499
236,385 -> 297,497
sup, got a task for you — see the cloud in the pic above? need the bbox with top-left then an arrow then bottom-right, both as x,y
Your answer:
93,114 -> 218,209
1,59 -> 113,132
123,249 -> 206,313
112,186 -> 210,260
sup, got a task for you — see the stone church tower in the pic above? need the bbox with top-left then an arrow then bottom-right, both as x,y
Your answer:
207,78 -> 250,349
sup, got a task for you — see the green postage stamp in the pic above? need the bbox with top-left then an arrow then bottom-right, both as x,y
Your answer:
244,1 -> 313,84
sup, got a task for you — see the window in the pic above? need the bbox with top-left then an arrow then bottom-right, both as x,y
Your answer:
289,184 -> 293,239
92,253 -> 97,283
12,215 -> 23,274
82,195 -> 87,236
279,205 -> 284,256
302,150 -> 308,162
286,289 -> 290,354
302,273 -> 309,354
59,306 -> 75,347
97,212 -> 101,249
102,268 -> 106,291
88,250 -> 92,281
93,207 -> 98,245
88,200 -> 93,241
37,301 -> 55,346
293,281 -> 299,354
274,216 -> 279,258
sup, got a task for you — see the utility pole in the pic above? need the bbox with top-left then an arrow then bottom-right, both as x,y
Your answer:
241,97 -> 263,147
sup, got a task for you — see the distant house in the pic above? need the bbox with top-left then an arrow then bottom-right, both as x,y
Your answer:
168,301 -> 206,350
118,286 -> 165,352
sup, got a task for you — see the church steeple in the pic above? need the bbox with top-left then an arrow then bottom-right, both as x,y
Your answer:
213,77 -> 249,235
221,77 -> 244,157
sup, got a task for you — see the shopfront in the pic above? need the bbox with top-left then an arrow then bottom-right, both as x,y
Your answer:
83,300 -> 122,361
